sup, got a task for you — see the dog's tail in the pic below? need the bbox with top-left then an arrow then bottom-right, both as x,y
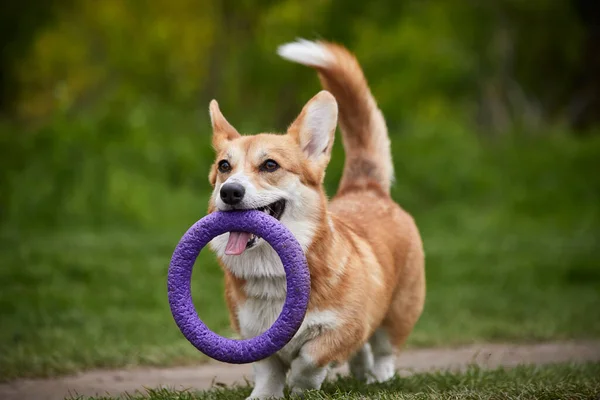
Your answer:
278,39 -> 393,196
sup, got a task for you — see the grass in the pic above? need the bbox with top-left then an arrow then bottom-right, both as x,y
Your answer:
69,362 -> 600,399
0,229 -> 229,380
1,195 -> 599,380
1,116 -> 600,381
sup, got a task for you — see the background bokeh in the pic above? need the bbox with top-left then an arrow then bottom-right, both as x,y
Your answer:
1,0 -> 599,380
1,0 -> 600,229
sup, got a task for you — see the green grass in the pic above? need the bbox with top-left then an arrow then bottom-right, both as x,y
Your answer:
1,197 -> 599,380
69,362 -> 600,399
0,229 -> 229,380
1,116 -> 600,381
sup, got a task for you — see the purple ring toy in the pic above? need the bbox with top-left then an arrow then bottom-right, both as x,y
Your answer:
167,210 -> 310,364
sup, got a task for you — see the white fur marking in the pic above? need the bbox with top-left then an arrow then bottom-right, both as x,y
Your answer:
209,171 -> 319,279
238,300 -> 340,366
210,176 -> 319,279
238,303 -> 339,345
287,351 -> 328,393
244,277 -> 287,299
238,297 -> 284,338
371,354 -> 395,383
369,328 -> 396,383
247,356 -> 286,399
215,171 -> 284,211
277,309 -> 341,365
277,39 -> 333,68
327,214 -> 335,232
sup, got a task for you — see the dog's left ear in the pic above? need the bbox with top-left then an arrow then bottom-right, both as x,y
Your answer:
209,100 -> 240,150
288,90 -> 338,168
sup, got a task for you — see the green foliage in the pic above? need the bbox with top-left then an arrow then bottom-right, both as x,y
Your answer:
3,0 -> 593,129
1,102 -> 214,229
0,0 -> 70,112
2,0 -> 598,225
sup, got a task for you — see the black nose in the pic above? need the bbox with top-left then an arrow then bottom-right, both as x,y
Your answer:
220,183 -> 245,205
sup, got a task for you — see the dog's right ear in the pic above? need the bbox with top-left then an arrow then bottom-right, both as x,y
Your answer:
287,90 -> 338,170
209,100 -> 240,150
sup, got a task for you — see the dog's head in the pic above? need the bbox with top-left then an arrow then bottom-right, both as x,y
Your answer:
207,91 -> 337,263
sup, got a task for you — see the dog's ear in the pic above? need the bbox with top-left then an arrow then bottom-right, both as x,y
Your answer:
288,90 -> 338,168
209,100 -> 240,150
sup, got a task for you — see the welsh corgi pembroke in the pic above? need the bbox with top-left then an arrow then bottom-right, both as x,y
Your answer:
207,39 -> 425,399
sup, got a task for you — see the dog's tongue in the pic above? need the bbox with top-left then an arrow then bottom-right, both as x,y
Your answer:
225,232 -> 251,255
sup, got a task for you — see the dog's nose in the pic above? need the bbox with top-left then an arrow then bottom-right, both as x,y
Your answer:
220,183 -> 245,205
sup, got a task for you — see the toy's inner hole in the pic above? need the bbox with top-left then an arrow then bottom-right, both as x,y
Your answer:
191,239 -> 286,338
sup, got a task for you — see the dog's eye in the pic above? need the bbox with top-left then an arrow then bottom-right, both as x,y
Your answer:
218,160 -> 232,173
260,159 -> 279,172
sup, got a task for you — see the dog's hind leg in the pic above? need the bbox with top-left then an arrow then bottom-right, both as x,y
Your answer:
367,328 -> 396,382
348,342 -> 374,381
287,349 -> 329,395
288,324 -> 364,394
375,240 -> 426,382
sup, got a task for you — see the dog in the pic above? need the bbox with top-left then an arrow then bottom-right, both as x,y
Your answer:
207,39 -> 425,399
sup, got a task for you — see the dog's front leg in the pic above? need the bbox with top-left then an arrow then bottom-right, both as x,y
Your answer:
247,355 -> 287,399
288,324 -> 364,396
287,348 -> 329,396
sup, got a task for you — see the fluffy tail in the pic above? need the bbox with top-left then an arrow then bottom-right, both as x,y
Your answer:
278,39 -> 393,195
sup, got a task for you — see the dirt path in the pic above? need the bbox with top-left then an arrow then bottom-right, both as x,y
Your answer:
1,341 -> 599,400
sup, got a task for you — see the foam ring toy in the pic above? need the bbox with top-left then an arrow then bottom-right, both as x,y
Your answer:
167,210 -> 310,364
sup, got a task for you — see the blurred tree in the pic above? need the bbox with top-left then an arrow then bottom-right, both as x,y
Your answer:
14,0 -> 218,120
0,0 -> 69,116
1,0 -> 598,132
1,0 -> 599,230
570,0 -> 600,131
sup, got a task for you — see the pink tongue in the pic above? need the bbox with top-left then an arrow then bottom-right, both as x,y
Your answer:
225,232 -> 252,255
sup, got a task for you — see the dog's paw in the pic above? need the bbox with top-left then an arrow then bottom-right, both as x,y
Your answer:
245,394 -> 284,400
370,354 -> 395,383
288,387 -> 308,399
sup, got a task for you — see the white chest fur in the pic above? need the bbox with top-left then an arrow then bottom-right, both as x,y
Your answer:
230,256 -> 340,365
237,283 -> 339,365
210,234 -> 339,364
208,212 -> 339,364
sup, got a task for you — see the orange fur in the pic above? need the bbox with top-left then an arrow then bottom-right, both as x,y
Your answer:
207,40 -> 425,395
